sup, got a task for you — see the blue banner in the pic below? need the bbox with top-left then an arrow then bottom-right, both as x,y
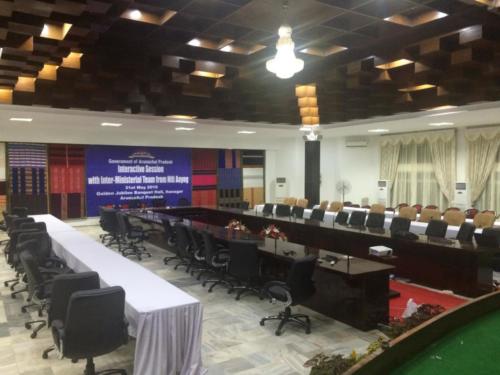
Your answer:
85,145 -> 192,216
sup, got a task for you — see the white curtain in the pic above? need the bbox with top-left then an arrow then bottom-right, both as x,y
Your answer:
477,148 -> 500,213
380,142 -> 400,182
466,127 -> 500,204
381,130 -> 455,209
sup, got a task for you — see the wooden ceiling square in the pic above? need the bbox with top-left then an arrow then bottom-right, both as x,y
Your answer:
331,32 -> 375,47
166,13 -> 217,33
224,0 -> 344,33
180,0 -> 241,19
354,0 -> 417,18
238,29 -> 273,44
356,20 -> 408,38
295,26 -> 345,44
323,12 -> 376,31
205,22 -> 252,40
134,0 -> 191,11
316,0 -> 369,9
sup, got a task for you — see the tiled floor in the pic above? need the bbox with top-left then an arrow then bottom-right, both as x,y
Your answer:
0,221 -> 382,374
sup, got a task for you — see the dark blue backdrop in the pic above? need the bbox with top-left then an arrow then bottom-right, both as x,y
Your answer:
85,145 -> 192,216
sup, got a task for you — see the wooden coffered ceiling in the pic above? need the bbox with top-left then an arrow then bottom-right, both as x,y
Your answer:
0,0 -> 500,125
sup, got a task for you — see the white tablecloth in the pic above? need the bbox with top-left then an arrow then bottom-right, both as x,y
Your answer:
32,214 -> 204,375
254,205 -> 485,239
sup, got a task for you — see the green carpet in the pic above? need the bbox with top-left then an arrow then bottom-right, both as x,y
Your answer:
391,310 -> 500,374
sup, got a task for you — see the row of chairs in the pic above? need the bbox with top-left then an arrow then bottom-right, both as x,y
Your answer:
261,203 -> 478,241
99,207 -> 152,260
1,208 -> 129,375
101,197 -> 191,210
160,220 -> 317,336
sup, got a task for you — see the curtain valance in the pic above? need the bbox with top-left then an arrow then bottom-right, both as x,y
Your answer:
380,129 -> 455,146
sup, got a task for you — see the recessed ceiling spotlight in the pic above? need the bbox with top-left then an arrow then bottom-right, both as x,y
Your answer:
10,117 -> 32,122
188,38 -> 201,47
129,9 -> 142,20
101,122 -> 122,127
166,114 -> 197,120
237,130 -> 256,134
175,127 -> 195,131
368,128 -> 389,133
220,45 -> 233,52
166,119 -> 197,124
426,111 -> 465,117
424,105 -> 458,111
429,122 -> 454,127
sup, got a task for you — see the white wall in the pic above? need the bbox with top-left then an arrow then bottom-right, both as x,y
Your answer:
320,136 -> 380,205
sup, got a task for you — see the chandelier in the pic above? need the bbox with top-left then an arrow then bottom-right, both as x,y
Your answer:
266,2 -> 304,79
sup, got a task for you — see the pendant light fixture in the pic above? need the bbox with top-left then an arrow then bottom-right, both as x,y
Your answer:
266,1 -> 304,79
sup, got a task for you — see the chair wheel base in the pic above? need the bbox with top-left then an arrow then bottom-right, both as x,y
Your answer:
42,353 -> 48,359
21,307 -> 27,313
25,323 -> 31,329
259,320 -> 265,326
30,332 -> 37,339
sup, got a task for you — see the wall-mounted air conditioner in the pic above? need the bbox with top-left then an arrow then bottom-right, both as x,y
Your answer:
345,136 -> 368,148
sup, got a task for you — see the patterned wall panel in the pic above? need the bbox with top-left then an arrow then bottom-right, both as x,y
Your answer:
49,144 -> 85,219
7,143 -> 48,214
218,149 -> 243,208
192,149 -> 218,207
0,143 -> 6,213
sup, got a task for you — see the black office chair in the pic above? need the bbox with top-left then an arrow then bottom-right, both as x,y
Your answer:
425,220 -> 448,238
227,240 -> 262,300
99,207 -> 120,247
186,225 -> 208,275
477,228 -> 500,247
309,209 -> 325,221
262,203 -> 274,215
349,211 -> 367,226
291,206 -> 304,219
12,206 -> 29,217
20,222 -> 47,232
260,255 -> 316,336
10,217 -> 35,233
161,218 -> 177,248
456,222 -> 476,242
42,271 -> 101,359
51,286 -> 128,375
200,230 -> 232,292
19,250 -> 53,338
390,217 -> 411,234
335,211 -> 349,225
169,222 -> 193,271
177,197 -> 190,207
116,213 -> 151,260
275,204 -> 291,217
366,213 -> 385,229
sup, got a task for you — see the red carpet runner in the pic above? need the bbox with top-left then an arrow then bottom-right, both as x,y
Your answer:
389,280 -> 467,319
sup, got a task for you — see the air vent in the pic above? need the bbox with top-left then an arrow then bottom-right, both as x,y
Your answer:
345,136 -> 368,148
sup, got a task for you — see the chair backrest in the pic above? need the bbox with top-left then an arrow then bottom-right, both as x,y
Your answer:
19,250 -> 46,299
366,213 -> 385,229
262,203 -> 274,215
286,255 -> 316,304
443,210 -> 466,227
18,231 -> 52,262
11,217 -> 35,230
350,204 -> 360,208
296,198 -> 309,208
115,212 -> 129,237
99,207 -> 119,233
425,205 -> 439,210
445,207 -> 461,212
327,201 -> 343,212
475,228 -> 500,248
399,207 -> 417,221
412,204 -> 423,213
228,240 -> 260,279
465,208 -> 478,219
200,230 -> 222,265
397,203 -> 409,211
318,200 -> 329,210
20,222 -> 47,232
343,201 -> 352,207
174,222 -> 192,258
349,211 -> 367,226
4,214 -> 18,230
473,212 -> 496,229
177,197 -> 190,207
335,211 -> 349,225
420,208 -> 441,223
275,204 -> 291,217
370,204 -> 385,214
48,272 -> 100,326
11,206 -> 28,217
291,206 -> 304,218
425,220 -> 448,238
161,219 -> 176,242
361,205 -> 371,209
283,197 -> 297,206
62,286 -> 127,359
456,222 -> 476,242
309,209 -> 325,221
390,217 -> 411,233
186,226 -> 204,257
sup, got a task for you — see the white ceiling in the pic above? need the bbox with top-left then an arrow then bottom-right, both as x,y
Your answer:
0,100 -> 500,149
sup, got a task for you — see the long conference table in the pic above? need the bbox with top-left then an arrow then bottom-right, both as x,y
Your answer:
255,204 -> 494,239
144,207 -> 497,298
32,214 -> 204,375
132,211 -> 395,331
